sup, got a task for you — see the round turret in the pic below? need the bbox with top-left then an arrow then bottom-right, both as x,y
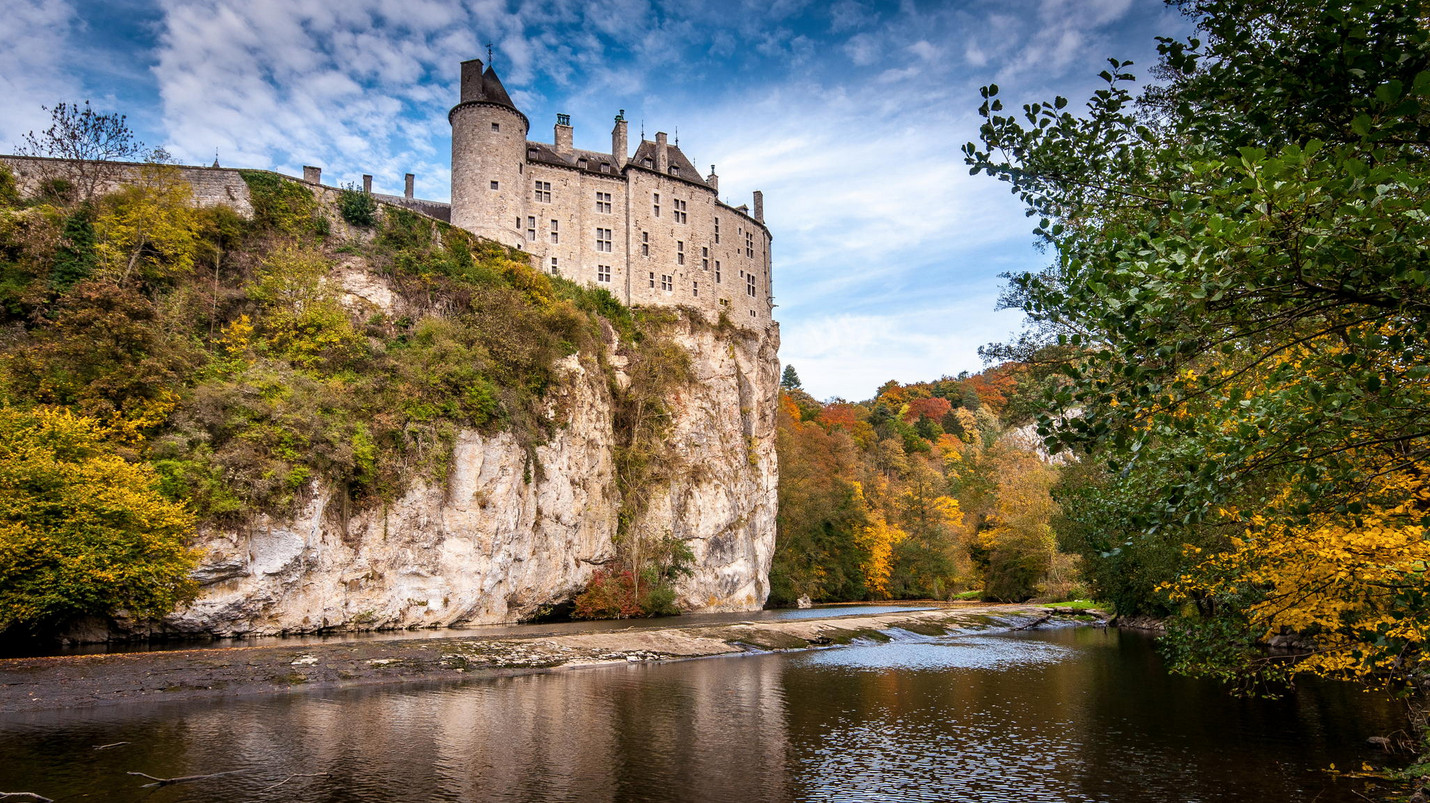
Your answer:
450,59 -> 528,248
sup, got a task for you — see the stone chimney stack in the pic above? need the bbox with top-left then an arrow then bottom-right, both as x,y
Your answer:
362,174 -> 372,193
554,114 -> 573,156
655,131 -> 669,173
404,173 -> 415,199
753,190 -> 764,222
611,111 -> 628,166
303,165 -> 321,184
707,164 -> 718,192
460,59 -> 485,102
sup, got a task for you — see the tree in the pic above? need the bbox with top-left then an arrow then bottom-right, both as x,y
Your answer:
18,102 -> 150,203
781,364 -> 802,390
0,405 -> 198,635
967,0 -> 1430,688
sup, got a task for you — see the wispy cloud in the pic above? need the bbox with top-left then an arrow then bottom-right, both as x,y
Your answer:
0,0 -> 83,149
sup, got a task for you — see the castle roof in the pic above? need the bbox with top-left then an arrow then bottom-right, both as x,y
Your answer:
481,65 -> 516,110
628,139 -> 711,190
449,59 -> 528,129
525,142 -> 623,178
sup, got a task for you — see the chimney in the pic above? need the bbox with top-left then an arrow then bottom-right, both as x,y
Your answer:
707,164 -> 718,192
554,113 -> 573,156
303,165 -> 321,184
362,174 -> 372,194
460,59 -> 485,102
611,110 -> 628,167
404,173 -> 415,199
753,190 -> 764,222
655,132 -> 669,174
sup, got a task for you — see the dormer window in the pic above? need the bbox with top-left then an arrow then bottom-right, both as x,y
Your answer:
578,158 -> 588,169
528,147 -> 538,158
670,166 -> 679,175
643,158 -> 653,168
600,163 -> 610,173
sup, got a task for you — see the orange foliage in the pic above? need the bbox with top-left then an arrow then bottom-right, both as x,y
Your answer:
903,396 -> 952,423
817,403 -> 858,430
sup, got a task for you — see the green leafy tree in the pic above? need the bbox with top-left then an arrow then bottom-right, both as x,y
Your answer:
967,0 -> 1430,689
781,364 -> 802,390
49,205 -> 97,292
0,405 -> 198,634
338,182 -> 378,228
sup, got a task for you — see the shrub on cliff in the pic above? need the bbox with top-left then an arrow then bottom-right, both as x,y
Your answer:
337,183 -> 377,228
0,405 -> 198,635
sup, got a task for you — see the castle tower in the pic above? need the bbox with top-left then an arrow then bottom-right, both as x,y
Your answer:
449,58 -> 528,248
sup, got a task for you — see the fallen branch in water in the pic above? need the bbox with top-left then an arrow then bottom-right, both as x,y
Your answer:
127,770 -> 245,788
93,741 -> 129,751
1012,614 -> 1052,631
260,773 -> 330,792
0,793 -> 54,802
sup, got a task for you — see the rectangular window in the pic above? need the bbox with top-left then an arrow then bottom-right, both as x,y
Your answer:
596,228 -> 613,252
595,191 -> 612,213
677,241 -> 684,265
746,231 -> 755,258
673,198 -> 687,224
534,181 -> 551,202
490,180 -> 499,190
491,122 -> 500,131
641,231 -> 649,257
550,257 -> 558,275
649,271 -> 655,288
714,217 -> 720,243
661,274 -> 673,291
692,281 -> 698,297
527,216 -> 536,241
701,246 -> 709,270
598,265 -> 611,283
747,274 -> 756,297
715,260 -> 721,283
653,192 -> 660,217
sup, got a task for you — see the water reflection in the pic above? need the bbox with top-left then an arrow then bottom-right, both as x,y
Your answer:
0,627 -> 1401,802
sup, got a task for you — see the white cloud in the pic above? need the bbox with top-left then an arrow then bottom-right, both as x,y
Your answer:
0,0 -> 83,150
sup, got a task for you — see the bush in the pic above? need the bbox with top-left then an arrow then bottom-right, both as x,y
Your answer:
239,171 -> 320,236
0,405 -> 198,635
572,568 -> 682,619
337,183 -> 377,227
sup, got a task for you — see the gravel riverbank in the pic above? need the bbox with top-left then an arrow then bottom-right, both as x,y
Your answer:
0,604 -> 1089,714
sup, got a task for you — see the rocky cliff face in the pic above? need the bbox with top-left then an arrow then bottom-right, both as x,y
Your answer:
164,312 -> 779,636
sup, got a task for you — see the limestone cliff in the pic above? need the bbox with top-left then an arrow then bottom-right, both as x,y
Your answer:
164,312 -> 779,636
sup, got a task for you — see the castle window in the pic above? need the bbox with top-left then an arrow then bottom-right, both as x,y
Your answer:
692,280 -> 698,296
649,271 -> 655,288
643,158 -> 653,168
534,181 -> 551,202
596,228 -> 613,252
550,220 -> 559,244
652,193 -> 660,217
598,265 -> 611,283
519,164 -> 523,174
677,241 -> 684,265
747,274 -> 756,297
550,257 -> 559,275
720,298 -> 730,307
701,246 -> 709,270
745,231 -> 755,258
673,198 -> 687,224
750,309 -> 756,318
579,158 -> 588,169
528,147 -> 538,158
527,216 -> 536,241
600,163 -> 610,173
490,180 -> 499,190
714,217 -> 720,243
661,274 -> 673,292
715,260 -> 721,283
641,231 -> 649,257
595,192 -> 612,214
492,122 -> 500,131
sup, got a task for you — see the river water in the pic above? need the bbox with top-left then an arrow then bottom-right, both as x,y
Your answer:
0,625 -> 1404,802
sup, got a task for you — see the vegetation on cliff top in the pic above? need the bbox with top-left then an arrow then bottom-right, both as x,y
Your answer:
0,136 -> 688,634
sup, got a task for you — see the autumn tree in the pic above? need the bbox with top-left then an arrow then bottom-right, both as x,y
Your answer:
0,406 -> 198,635
968,0 -> 1430,688
18,102 -> 151,203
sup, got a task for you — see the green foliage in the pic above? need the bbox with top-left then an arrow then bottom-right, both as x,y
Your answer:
239,171 -> 321,236
337,183 -> 377,228
0,405 -> 197,635
781,364 -> 801,389
49,205 -> 96,292
0,165 -> 19,208
967,0 -> 1430,692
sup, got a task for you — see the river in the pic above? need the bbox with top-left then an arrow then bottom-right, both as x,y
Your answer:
0,625 -> 1402,801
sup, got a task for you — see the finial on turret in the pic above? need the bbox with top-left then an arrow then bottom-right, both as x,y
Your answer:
212,149 -> 220,168
486,43 -> 493,64
674,126 -> 678,146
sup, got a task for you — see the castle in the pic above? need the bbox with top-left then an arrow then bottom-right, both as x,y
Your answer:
449,59 -> 774,325
2,57 -> 775,327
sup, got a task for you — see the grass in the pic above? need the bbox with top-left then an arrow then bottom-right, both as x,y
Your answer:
950,590 -> 982,600
1042,599 -> 1103,610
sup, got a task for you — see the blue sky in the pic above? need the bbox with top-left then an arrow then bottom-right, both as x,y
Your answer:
2,0 -> 1190,400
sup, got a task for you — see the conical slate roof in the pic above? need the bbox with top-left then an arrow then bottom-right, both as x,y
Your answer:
451,59 -> 528,129
482,65 -> 515,110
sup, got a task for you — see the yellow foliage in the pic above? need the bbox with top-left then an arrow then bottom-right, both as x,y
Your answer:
851,481 -> 907,596
95,164 -> 199,283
